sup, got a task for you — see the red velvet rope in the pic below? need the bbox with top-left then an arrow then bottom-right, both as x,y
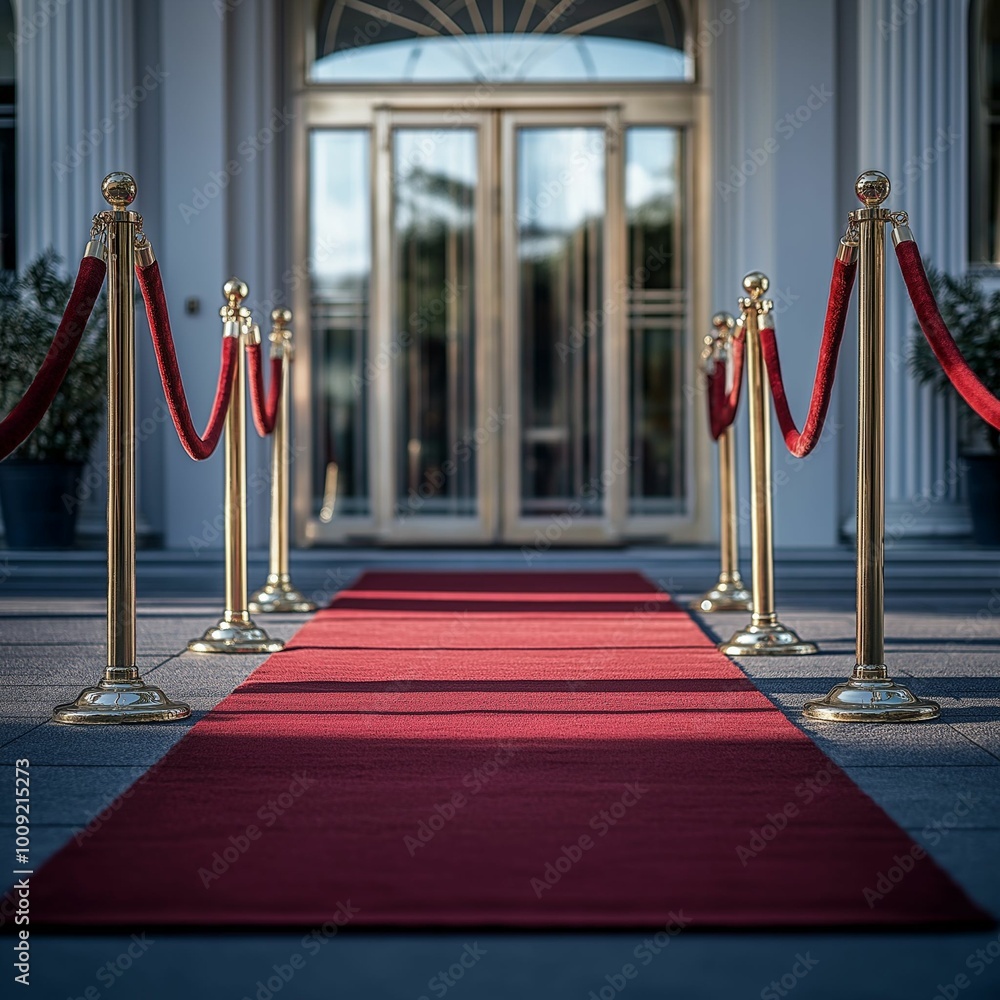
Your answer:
759,256 -> 857,458
246,343 -> 282,437
895,238 -> 1000,431
136,260 -> 238,461
0,255 -> 107,461
706,334 -> 745,440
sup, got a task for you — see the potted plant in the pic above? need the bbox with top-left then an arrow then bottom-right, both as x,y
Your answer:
908,263 -> 1000,546
0,250 -> 107,548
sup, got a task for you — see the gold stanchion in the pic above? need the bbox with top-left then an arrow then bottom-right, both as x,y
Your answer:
54,173 -> 190,723
692,312 -> 753,613
719,273 -> 817,656
250,309 -> 316,613
188,281 -> 284,653
804,171 -> 939,721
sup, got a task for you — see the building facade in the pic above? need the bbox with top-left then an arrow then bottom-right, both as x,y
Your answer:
9,0 -> 998,550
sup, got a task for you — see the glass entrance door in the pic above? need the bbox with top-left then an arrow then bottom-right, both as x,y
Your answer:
502,111 -> 622,544
305,106 -> 689,545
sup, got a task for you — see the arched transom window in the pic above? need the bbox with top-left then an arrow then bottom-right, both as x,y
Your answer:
312,0 -> 691,82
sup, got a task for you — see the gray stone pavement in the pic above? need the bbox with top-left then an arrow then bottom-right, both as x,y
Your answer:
1,549 -> 999,999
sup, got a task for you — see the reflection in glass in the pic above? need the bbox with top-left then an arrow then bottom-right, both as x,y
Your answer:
517,127 -> 605,518
626,127 -> 686,515
393,129 -> 478,518
310,130 -> 371,517
313,35 -> 689,84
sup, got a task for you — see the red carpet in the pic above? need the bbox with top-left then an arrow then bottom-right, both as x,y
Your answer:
34,571 -> 989,928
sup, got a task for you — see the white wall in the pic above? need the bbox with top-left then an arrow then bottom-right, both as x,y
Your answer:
157,0 -> 229,552
708,0 -> 842,548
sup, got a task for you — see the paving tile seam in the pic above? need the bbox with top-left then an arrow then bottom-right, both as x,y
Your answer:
947,724 -> 1000,764
0,718 -> 51,749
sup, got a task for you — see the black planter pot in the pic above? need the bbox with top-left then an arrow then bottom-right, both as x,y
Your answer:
964,454 -> 1000,547
0,460 -> 84,549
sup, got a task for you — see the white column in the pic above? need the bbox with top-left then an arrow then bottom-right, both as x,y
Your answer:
14,0 -> 168,541
16,0 -> 139,264
855,0 -> 971,538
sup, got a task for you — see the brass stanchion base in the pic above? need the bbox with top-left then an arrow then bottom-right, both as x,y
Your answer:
689,577 -> 753,613
249,574 -> 318,614
719,620 -> 818,656
187,614 -> 285,654
803,669 -> 940,723
53,679 -> 191,725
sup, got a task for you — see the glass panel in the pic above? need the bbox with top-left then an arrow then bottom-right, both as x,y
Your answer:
312,0 -> 690,83
626,127 -> 686,515
393,129 -> 478,518
985,122 -> 1000,264
313,35 -> 689,83
517,126 -> 605,518
310,130 -> 371,518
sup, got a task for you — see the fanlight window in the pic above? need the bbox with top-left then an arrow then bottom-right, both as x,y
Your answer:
313,0 -> 691,83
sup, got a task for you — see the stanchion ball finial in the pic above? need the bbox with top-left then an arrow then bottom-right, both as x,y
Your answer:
855,170 -> 890,207
224,278 -> 249,304
742,272 -> 769,299
271,308 -> 293,328
711,311 -> 735,333
102,172 -> 137,210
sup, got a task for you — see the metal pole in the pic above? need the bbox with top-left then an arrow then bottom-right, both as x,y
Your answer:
54,172 -> 190,722
250,310 -> 317,613
188,282 -> 284,653
720,273 -> 817,656
856,185 -> 887,672
691,313 -> 752,613
804,171 -> 939,721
